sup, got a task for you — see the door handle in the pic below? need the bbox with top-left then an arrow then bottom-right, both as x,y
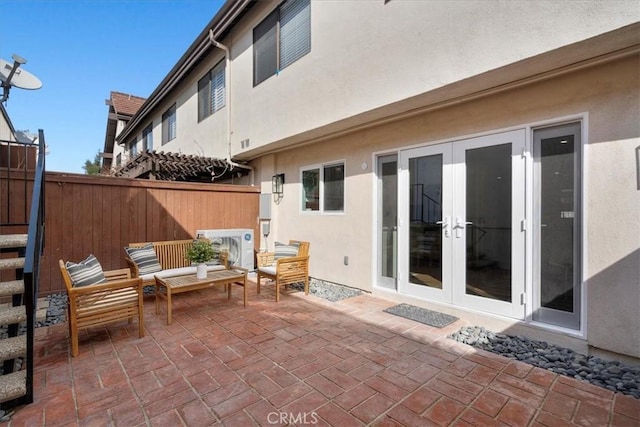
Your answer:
436,216 -> 450,237
454,217 -> 472,238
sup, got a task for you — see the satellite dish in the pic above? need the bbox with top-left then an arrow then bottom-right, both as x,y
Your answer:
0,57 -> 42,90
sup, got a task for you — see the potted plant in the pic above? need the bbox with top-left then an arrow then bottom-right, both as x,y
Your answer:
185,238 -> 216,279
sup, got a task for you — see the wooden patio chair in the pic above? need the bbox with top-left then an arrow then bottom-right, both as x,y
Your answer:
59,259 -> 145,357
256,240 -> 310,302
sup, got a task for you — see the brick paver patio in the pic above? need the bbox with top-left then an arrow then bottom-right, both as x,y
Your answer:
5,278 -> 639,426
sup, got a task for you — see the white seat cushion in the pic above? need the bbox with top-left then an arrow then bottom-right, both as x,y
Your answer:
258,266 -> 277,276
141,265 -> 225,282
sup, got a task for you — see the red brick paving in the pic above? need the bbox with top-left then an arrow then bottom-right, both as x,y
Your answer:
6,280 -> 638,426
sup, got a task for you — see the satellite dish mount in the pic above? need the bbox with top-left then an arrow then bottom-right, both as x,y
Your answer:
0,54 -> 43,103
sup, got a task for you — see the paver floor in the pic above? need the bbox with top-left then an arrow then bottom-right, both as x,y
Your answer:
6,279 -> 639,426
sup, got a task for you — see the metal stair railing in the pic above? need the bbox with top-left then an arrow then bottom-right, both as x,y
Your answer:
410,183 -> 441,225
21,129 -> 46,406
0,129 -> 45,408
0,136 -> 38,227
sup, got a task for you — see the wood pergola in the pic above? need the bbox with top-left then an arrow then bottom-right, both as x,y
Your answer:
114,150 -> 248,183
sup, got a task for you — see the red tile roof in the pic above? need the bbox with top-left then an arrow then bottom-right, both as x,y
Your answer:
110,91 -> 146,117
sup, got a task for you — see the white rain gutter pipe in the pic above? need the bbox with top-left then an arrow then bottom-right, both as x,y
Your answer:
209,30 -> 255,186
117,0 -> 251,145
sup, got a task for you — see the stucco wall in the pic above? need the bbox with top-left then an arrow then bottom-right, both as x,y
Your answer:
261,55 -> 640,358
124,51 -> 229,160
230,0 -> 638,155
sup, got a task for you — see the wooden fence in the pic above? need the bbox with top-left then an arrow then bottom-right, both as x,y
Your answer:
2,171 -> 260,296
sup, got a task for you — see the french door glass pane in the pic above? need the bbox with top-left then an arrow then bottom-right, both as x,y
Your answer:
380,159 -> 397,279
465,144 -> 511,302
409,155 -> 443,288
540,135 -> 575,312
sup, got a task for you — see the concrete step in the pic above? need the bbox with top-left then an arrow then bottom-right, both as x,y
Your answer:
0,280 -> 24,298
0,306 -> 26,327
0,370 -> 26,404
0,336 -> 26,362
0,234 -> 27,250
0,258 -> 25,271
0,299 -> 48,323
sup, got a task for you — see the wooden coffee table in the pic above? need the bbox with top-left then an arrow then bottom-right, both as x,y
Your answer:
155,268 -> 248,324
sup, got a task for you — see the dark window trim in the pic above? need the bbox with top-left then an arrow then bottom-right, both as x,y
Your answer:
162,104 -> 177,145
253,0 -> 310,86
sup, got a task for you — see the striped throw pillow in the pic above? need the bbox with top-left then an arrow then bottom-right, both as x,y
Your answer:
274,241 -> 300,260
124,244 -> 162,275
65,254 -> 107,287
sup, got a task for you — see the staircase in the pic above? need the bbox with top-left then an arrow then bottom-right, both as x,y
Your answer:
0,130 -> 46,409
0,233 -> 28,405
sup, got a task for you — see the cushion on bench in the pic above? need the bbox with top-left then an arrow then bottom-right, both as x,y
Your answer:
140,264 -> 226,282
125,243 -> 162,275
257,266 -> 277,276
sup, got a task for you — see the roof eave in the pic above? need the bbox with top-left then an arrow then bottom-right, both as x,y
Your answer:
116,0 -> 254,144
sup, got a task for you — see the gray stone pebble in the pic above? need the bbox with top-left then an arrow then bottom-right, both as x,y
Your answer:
449,326 -> 640,399
289,278 -> 362,302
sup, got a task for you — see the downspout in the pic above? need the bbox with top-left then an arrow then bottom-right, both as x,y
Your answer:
209,30 -> 255,186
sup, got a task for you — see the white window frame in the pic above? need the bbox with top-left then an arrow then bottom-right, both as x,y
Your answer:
301,160 -> 345,214
198,59 -> 226,121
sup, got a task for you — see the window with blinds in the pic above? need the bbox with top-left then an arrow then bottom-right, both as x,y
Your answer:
129,137 -> 138,158
142,124 -> 153,151
198,59 -> 226,122
253,0 -> 310,86
162,104 -> 176,144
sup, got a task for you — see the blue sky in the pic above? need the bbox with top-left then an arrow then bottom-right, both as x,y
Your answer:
0,0 -> 225,173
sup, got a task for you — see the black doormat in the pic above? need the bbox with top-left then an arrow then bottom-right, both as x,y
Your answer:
383,303 -> 459,328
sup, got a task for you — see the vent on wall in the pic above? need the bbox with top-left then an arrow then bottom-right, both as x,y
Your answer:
241,139 -> 250,149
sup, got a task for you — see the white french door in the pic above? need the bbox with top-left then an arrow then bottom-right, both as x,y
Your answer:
399,130 -> 526,319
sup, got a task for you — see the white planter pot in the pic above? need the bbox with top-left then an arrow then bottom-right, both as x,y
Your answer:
196,263 -> 207,279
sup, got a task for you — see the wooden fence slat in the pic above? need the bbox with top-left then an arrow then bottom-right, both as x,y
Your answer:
3,171 -> 260,296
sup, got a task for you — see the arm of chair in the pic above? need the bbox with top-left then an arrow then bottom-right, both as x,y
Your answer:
275,255 -> 309,277
256,252 -> 275,268
68,277 -> 143,296
124,256 -> 140,278
104,268 -> 132,281
219,250 -> 230,269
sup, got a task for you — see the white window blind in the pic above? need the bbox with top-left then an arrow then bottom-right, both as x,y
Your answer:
199,60 -> 226,121
253,10 -> 278,86
280,0 -> 310,70
253,0 -> 310,86
212,63 -> 225,113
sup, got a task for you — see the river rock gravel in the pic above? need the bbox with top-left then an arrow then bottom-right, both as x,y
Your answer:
449,326 -> 640,398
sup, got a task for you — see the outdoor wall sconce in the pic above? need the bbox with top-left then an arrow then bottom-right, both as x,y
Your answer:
272,173 -> 285,196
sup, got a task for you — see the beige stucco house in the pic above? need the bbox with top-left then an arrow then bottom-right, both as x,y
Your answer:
115,0 -> 640,362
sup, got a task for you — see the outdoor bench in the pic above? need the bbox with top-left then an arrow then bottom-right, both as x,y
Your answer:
125,239 -> 228,286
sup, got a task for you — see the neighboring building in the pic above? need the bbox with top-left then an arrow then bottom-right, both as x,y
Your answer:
0,105 -> 39,169
102,91 -> 146,172
0,104 -> 18,144
117,1 -> 640,361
